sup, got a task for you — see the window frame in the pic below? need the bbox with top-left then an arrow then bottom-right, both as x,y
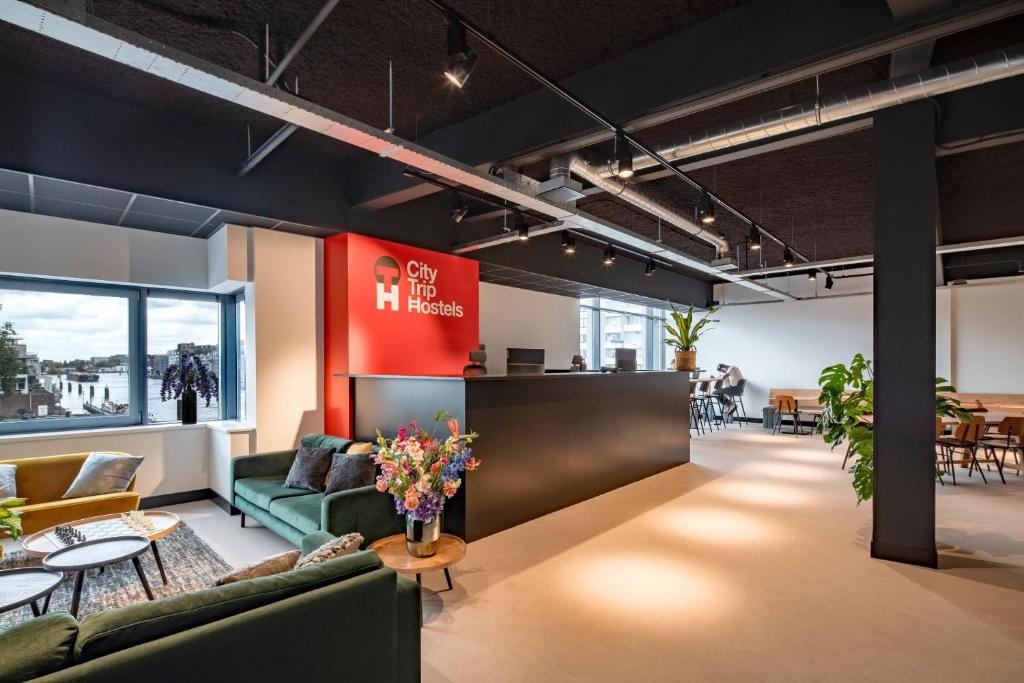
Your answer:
580,297 -> 670,371
0,275 -> 241,436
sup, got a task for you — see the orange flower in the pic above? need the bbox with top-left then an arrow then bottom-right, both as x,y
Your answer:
448,418 -> 460,438
465,457 -> 480,472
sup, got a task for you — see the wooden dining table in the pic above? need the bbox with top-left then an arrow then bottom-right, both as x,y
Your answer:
858,411 -> 1022,426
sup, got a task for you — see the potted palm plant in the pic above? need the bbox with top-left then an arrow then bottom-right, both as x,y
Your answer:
0,497 -> 26,561
663,304 -> 719,371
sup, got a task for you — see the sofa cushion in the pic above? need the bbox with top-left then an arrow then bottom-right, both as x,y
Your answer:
76,550 -> 384,663
301,433 -> 354,453
0,612 -> 78,681
324,450 -> 378,494
0,463 -> 16,498
15,491 -> 140,535
234,476 -> 314,511
268,493 -> 325,534
62,453 -> 144,499
283,446 -> 334,493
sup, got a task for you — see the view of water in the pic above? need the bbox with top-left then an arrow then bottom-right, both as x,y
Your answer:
44,372 -> 220,423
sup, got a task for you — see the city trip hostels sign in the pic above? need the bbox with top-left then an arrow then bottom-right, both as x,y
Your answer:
324,233 -> 479,379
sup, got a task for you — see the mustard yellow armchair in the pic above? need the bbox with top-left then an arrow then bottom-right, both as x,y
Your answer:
0,452 -> 140,535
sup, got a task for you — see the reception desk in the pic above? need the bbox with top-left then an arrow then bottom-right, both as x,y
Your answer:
350,371 -> 691,541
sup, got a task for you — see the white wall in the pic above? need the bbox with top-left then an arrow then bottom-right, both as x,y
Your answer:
706,276 -> 1024,412
479,283 -> 580,373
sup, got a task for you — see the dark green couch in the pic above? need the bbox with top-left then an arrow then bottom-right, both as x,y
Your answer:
231,434 -> 403,547
0,543 -> 421,682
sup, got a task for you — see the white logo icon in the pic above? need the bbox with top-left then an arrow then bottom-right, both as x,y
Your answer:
374,256 -> 401,311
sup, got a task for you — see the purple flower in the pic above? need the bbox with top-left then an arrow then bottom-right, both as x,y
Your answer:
160,351 -> 219,406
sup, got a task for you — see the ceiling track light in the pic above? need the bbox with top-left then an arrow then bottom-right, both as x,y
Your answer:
782,246 -> 794,268
825,274 -> 835,290
603,244 -> 616,266
444,18 -> 478,88
615,132 -> 634,180
808,271 -> 817,282
450,193 -> 468,223
515,215 -> 529,241
644,258 -> 656,276
696,192 -> 715,225
561,231 -> 576,254
749,224 -> 761,250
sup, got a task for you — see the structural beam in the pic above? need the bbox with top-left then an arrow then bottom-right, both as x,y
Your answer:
871,100 -> 939,567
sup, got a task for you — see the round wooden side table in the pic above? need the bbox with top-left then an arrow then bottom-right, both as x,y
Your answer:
368,533 -> 466,591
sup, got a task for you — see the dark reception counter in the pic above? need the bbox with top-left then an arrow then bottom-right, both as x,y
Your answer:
348,371 -> 691,541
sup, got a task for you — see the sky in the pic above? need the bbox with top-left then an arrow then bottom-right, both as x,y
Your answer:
0,289 -> 218,362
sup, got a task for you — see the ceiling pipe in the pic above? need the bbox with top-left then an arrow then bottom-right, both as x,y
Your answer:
594,43 -> 1024,178
0,0 -> 792,301
564,155 -> 731,256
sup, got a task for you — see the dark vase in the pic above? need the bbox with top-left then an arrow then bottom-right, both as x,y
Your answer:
180,386 -> 198,425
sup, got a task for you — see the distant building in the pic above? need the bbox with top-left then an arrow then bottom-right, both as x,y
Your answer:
151,354 -> 170,377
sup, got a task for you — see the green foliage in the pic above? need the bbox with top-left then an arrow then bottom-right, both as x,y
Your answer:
0,497 -> 26,540
662,303 -> 719,352
817,353 -> 968,504
0,304 -> 24,398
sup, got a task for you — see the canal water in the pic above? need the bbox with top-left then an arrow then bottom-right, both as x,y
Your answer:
45,373 -> 220,422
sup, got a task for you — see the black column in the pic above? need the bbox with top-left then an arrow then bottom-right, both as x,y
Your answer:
871,101 -> 938,567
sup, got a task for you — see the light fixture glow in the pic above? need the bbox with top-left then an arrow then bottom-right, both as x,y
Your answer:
517,221 -> 529,241
696,192 -> 715,224
603,244 -> 616,265
749,224 -> 761,250
561,231 -> 576,254
782,247 -> 794,268
644,258 -> 656,276
444,19 -> 478,88
615,132 -> 634,179
807,271 -> 817,282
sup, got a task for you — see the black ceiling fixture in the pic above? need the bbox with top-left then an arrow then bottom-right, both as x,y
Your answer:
615,132 -> 634,180
444,16 -> 478,88
450,192 -> 468,223
696,192 -> 715,225
603,244 -> 616,266
783,247 -> 794,268
644,258 -> 656,276
561,231 -> 576,254
749,224 -> 761,250
807,271 -> 817,282
825,274 -> 835,290
514,214 -> 530,241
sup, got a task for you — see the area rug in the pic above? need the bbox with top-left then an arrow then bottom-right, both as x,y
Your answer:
0,523 -> 232,628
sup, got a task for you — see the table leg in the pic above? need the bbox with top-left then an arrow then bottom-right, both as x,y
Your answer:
42,591 -> 52,614
416,573 -> 422,586
132,556 -> 155,601
151,540 -> 168,585
30,600 -> 40,617
70,571 -> 86,618
443,567 -> 453,591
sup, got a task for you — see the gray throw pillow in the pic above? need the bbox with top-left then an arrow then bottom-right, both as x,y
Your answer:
324,450 -> 377,495
0,464 -> 16,499
296,533 -> 363,568
284,446 -> 334,492
62,453 -> 144,499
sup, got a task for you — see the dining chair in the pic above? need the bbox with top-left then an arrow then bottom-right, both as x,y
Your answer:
771,395 -> 799,436
935,415 -> 988,484
935,417 -> 953,485
978,416 -> 1023,481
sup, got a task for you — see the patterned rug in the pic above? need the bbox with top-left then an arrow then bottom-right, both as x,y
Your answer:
0,523 -> 231,629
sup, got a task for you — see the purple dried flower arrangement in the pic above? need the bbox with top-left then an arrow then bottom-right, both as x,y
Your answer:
160,351 -> 219,407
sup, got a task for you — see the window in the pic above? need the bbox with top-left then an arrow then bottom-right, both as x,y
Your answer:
147,295 -> 221,423
0,276 -> 242,435
236,296 -> 247,421
580,298 -> 671,371
0,280 -> 137,431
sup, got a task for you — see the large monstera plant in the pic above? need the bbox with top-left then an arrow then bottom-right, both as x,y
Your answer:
817,353 -> 967,504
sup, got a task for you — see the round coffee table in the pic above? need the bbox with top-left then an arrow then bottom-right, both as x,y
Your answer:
21,511 -> 180,585
43,536 -> 154,617
368,533 -> 466,591
0,567 -> 63,616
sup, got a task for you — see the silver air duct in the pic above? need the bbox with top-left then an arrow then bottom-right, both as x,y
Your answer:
595,43 -> 1024,178
567,155 -> 731,256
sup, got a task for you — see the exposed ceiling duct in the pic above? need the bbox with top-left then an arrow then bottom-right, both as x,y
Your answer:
592,43 -> 1024,179
0,0 -> 792,301
564,154 -> 731,256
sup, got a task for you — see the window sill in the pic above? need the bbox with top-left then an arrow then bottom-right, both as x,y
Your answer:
0,420 -> 255,445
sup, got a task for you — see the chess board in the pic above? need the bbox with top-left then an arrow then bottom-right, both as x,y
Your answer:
43,516 -> 152,548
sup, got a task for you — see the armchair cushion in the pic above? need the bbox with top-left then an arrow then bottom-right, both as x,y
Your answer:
0,612 -> 78,681
230,450 -> 298,483
301,434 -> 354,453
233,476 -> 312,511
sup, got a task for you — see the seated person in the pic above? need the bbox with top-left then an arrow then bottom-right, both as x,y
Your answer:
715,363 -> 744,414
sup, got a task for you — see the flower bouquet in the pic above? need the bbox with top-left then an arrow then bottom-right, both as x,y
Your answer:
160,350 -> 219,425
374,410 -> 479,557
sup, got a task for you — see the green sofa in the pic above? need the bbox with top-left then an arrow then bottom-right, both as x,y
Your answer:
231,434 -> 403,547
0,542 -> 421,682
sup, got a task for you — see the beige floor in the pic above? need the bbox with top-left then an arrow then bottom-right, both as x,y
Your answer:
8,429 -> 1021,681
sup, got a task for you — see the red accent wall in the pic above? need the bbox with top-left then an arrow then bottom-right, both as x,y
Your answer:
324,234 -> 480,436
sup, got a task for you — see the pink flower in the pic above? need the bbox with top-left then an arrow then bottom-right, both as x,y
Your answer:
404,490 -> 420,511
381,462 -> 397,476
448,418 -> 460,438
375,477 -> 388,493
465,457 -> 480,472
431,461 -> 441,474
443,479 -> 460,498
401,461 -> 412,475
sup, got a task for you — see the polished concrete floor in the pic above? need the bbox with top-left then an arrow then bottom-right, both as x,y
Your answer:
10,429 -> 1021,681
